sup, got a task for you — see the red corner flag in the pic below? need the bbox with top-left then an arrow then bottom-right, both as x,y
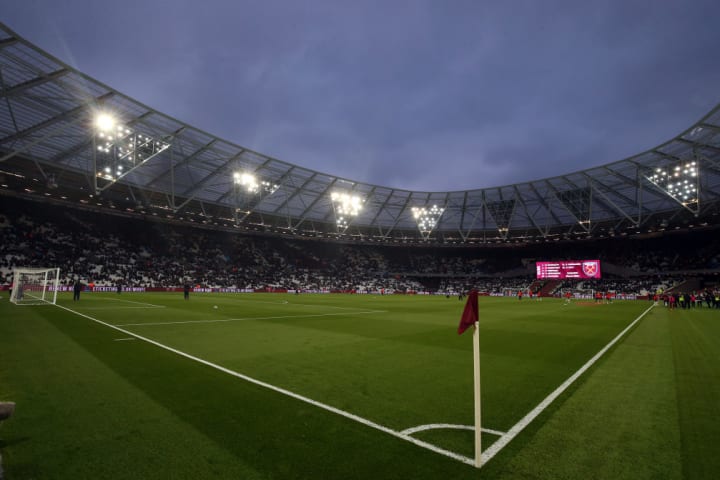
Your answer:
458,290 -> 479,335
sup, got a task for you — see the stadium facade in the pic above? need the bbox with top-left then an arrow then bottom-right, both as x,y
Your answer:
1,22 -> 719,246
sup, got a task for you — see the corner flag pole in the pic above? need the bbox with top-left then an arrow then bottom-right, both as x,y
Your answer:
473,320 -> 482,467
457,290 -> 482,468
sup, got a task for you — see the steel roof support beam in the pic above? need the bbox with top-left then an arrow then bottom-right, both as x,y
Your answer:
382,194 -> 414,238
0,68 -> 69,98
366,188 -> 396,237
528,182 -> 563,225
459,192 -> 484,241
235,165 -> 296,224
272,172 -> 317,215
597,167 -> 650,213
174,152 -> 244,210
437,191 -> 451,234
297,178 -> 339,228
213,156 -> 273,205
513,185 -> 548,237
146,139 -> 217,187
0,91 -> 113,146
0,112 -> 85,164
0,37 -> 19,50
457,191 -> 469,239
581,173 -> 639,225
698,123 -> 720,133
605,163 -> 660,223
48,110 -> 155,166
546,180 -> 590,231
0,67 -> 20,136
677,138 -> 720,153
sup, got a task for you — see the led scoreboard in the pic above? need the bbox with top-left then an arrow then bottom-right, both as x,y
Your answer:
536,260 -> 601,279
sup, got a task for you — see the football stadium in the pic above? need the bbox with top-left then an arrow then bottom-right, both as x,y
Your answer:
1,18 -> 720,479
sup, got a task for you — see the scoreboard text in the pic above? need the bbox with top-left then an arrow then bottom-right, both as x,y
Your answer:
536,260 -> 601,279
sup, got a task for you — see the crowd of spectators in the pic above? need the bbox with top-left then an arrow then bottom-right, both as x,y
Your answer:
1,196 -> 719,296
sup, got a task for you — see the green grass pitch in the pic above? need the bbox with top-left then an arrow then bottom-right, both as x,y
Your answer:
1,293 -> 718,479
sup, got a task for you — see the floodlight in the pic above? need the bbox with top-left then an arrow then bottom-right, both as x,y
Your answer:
645,160 -> 700,211
95,113 -> 116,132
411,204 -> 445,238
330,191 -> 363,232
331,191 -> 363,216
93,117 -> 170,192
233,172 -> 278,195
234,172 -> 258,193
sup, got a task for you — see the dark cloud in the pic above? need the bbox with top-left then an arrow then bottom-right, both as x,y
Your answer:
4,0 -> 720,191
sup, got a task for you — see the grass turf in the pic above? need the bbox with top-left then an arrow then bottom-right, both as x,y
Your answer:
0,293 -> 718,478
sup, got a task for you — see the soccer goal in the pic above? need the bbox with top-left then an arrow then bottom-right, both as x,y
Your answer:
10,267 -> 61,305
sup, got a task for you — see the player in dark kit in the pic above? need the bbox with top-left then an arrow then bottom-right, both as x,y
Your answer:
73,280 -> 82,301
184,283 -> 190,300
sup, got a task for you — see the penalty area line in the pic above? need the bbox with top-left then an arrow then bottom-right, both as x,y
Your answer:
52,303 -> 475,466
479,303 -> 656,466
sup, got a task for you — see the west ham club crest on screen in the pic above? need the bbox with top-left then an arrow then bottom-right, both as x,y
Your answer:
536,260 -> 602,279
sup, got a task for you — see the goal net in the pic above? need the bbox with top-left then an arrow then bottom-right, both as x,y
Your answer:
10,268 -> 61,305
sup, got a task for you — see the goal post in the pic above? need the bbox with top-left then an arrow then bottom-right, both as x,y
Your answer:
10,268 -> 61,305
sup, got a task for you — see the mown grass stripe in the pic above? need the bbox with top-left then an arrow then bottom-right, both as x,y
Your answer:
480,303 -> 655,466
114,310 -> 387,327
53,302 -> 476,466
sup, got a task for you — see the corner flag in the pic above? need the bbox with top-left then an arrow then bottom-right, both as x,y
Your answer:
458,290 -> 479,335
457,289 -> 482,467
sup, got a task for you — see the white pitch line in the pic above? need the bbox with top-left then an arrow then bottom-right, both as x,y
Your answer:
115,310 -> 388,327
286,302 -> 383,311
479,303 -> 656,466
401,423 -> 506,437
51,303 -> 475,466
81,306 -> 167,310
213,298 -> 294,306
98,298 -> 167,308
209,297 -> 364,310
79,297 -> 166,308
113,337 -> 136,341
113,298 -> 165,307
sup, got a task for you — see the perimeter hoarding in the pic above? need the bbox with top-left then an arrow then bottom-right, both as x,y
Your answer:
536,260 -> 601,279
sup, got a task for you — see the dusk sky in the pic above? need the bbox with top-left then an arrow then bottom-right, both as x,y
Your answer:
4,0 -> 720,191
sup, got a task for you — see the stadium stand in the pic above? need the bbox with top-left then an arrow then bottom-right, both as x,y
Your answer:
1,196 -> 718,297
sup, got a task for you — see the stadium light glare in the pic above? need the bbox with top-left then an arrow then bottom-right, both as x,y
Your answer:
330,191 -> 363,233
93,116 -> 170,190
233,172 -> 279,195
95,113 -> 116,132
331,191 -> 363,216
646,160 -> 700,212
411,204 -> 444,237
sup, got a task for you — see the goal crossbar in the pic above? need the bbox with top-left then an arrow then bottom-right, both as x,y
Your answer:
10,267 -> 61,305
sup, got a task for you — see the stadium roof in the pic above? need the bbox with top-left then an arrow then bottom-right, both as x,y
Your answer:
1,22 -> 720,245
